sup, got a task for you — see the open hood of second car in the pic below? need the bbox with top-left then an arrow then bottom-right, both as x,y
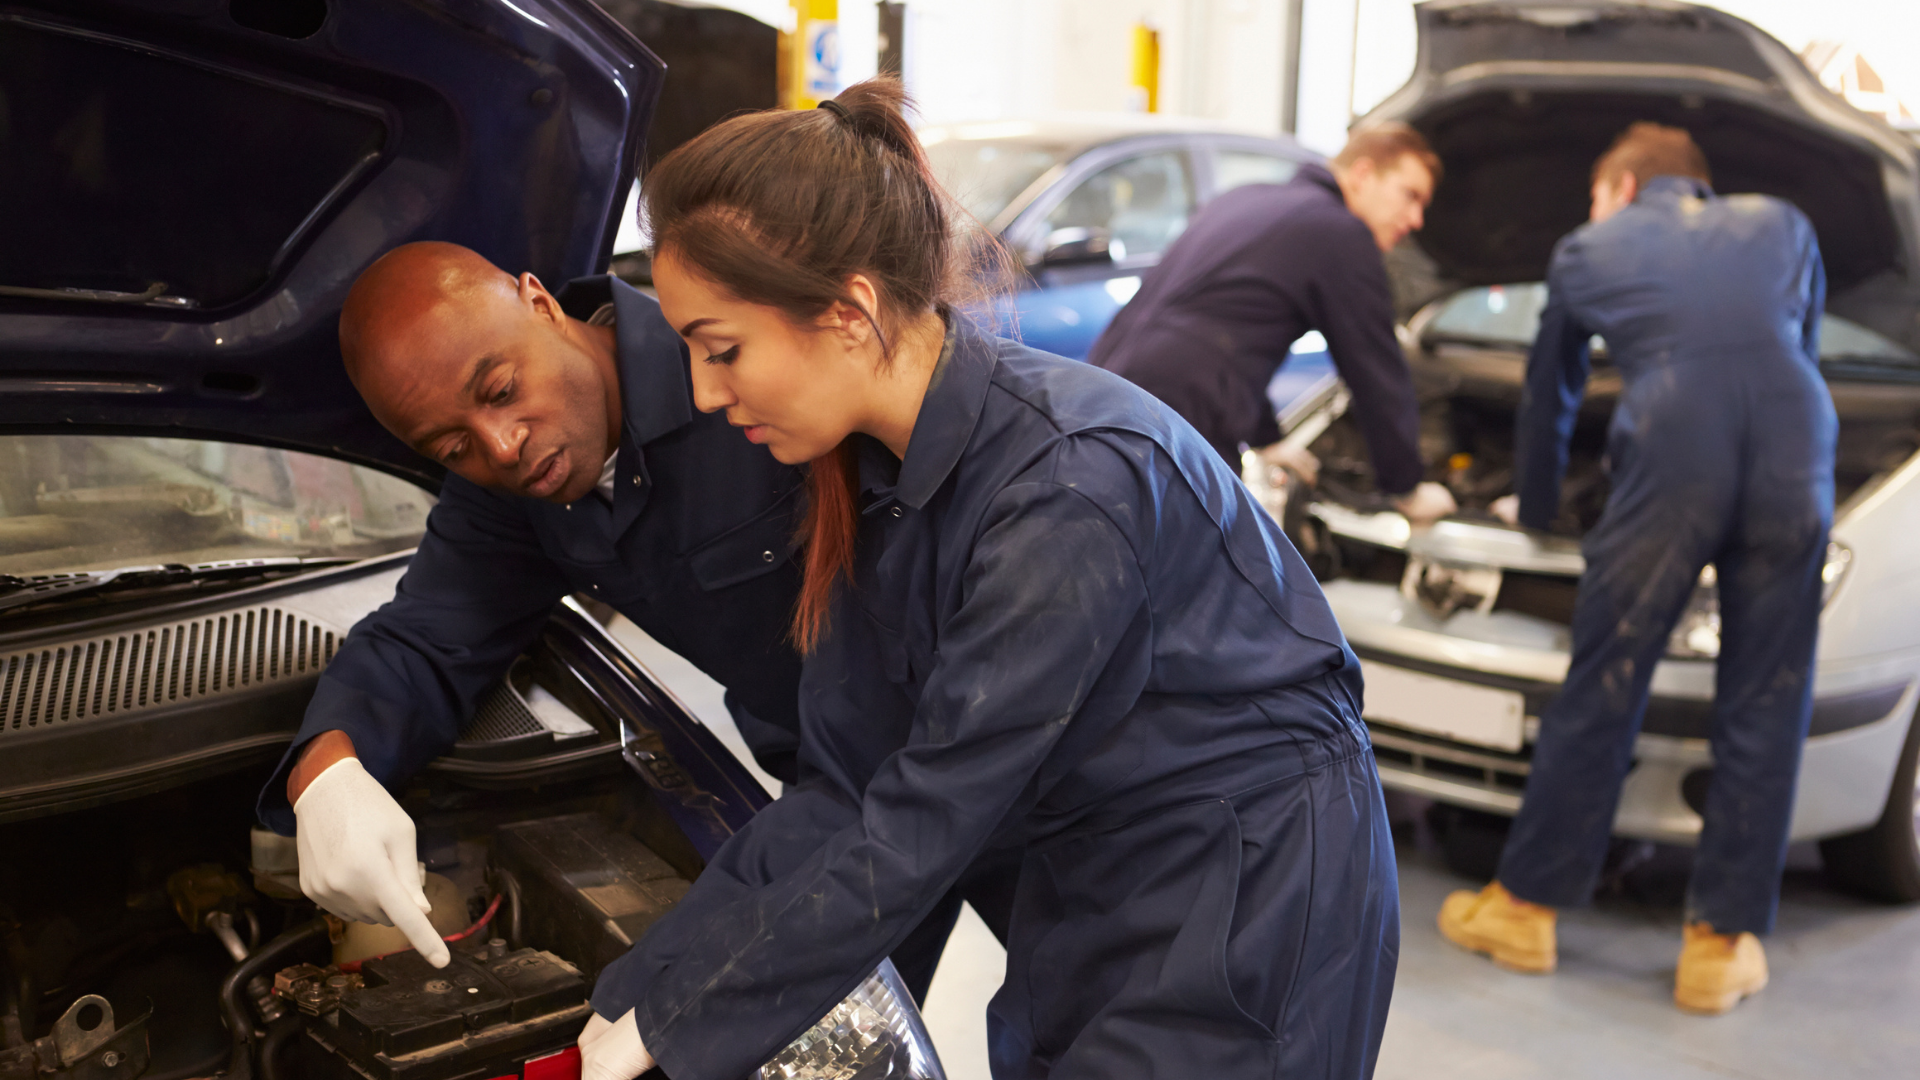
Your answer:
1364,0 -> 1920,350
0,0 -> 663,487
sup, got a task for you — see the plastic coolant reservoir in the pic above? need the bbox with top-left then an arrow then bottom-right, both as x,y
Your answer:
331,871 -> 469,964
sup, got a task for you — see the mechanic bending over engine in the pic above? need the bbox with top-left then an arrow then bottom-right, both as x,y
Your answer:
1088,123 -> 1457,526
1444,123 -> 1835,1015
254,241 -> 1019,1002
570,78 -> 1400,1080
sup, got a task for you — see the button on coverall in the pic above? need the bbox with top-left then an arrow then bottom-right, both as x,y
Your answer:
1499,176 -> 1836,936
590,317 -> 1399,1080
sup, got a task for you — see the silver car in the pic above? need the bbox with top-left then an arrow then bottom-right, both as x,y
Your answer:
1250,1 -> 1920,901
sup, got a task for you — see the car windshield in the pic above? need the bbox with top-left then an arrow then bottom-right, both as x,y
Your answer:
922,134 -> 1073,226
1423,283 -> 1920,371
0,436 -> 434,576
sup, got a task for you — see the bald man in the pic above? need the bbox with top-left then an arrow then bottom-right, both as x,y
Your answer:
256,245 -> 1013,996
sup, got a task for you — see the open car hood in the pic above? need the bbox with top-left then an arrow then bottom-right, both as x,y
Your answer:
1364,0 -> 1920,351
0,0 -> 663,487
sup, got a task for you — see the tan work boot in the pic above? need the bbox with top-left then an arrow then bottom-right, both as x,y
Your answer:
1673,922 -> 1768,1015
1437,881 -> 1557,973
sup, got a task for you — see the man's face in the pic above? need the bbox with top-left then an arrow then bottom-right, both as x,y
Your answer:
353,276 -> 615,504
1341,154 -> 1434,252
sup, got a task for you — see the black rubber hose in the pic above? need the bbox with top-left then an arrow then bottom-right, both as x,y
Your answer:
219,920 -> 328,1080
256,1016 -> 305,1080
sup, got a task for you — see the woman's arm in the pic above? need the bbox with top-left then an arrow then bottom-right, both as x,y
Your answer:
592,469 -> 1151,1080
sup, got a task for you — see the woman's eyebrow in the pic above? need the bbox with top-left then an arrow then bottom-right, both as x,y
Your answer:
677,317 -> 722,336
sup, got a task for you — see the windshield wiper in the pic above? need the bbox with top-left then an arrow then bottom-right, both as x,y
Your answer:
0,557 -> 354,616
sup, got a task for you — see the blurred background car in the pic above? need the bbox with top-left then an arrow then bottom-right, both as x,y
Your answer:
919,118 -> 1343,419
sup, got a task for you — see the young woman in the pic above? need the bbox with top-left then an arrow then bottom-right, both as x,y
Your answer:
576,79 -> 1399,1080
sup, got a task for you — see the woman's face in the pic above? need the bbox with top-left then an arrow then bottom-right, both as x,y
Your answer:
654,249 -> 878,465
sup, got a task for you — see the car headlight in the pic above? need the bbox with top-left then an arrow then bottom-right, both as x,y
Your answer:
756,959 -> 946,1080
1821,540 -> 1852,606
1665,542 -> 1852,660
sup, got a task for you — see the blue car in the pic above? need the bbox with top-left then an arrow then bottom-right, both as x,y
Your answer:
921,118 -> 1337,413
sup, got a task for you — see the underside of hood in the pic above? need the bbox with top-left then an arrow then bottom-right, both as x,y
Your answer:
1365,1 -> 1920,350
0,0 -> 663,487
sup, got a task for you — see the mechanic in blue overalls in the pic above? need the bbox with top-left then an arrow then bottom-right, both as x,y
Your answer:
571,79 -> 1399,1080
1440,123 -> 1835,1015
255,241 -> 1016,1003
1089,123 -> 1456,526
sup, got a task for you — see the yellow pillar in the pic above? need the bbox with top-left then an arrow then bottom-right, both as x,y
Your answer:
781,0 -> 840,109
1130,22 -> 1160,113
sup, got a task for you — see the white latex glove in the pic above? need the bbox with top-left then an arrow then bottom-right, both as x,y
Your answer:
1257,441 -> 1321,486
1490,494 -> 1521,527
1392,481 -> 1458,527
579,1009 -> 656,1080
293,756 -> 450,968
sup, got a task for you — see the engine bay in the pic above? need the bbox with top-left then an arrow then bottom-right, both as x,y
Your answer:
0,760 -> 697,1080
1308,337 -> 1920,544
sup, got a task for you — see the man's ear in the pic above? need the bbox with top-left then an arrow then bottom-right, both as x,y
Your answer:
1617,172 -> 1638,205
518,272 -> 563,325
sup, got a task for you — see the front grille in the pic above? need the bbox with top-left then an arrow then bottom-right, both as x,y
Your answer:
0,607 -> 339,732
1368,721 -> 1532,792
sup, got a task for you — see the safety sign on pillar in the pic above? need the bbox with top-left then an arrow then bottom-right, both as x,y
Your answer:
781,0 -> 840,109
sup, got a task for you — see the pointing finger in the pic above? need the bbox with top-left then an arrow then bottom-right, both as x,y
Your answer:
379,880 -> 451,968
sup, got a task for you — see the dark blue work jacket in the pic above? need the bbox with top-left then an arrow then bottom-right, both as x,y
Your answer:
257,277 -> 805,832
594,317 -> 1386,1079
1514,176 -> 1829,529
1089,163 -> 1424,492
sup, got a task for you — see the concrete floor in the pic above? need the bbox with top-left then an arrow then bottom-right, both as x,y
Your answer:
608,619 -> 1920,1079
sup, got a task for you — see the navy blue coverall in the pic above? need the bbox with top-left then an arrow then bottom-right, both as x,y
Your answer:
254,277 -> 1011,998
1497,177 -> 1836,936
591,316 -> 1399,1080
1088,163 -> 1425,493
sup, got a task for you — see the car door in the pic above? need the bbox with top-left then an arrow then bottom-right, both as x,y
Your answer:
1007,140 -> 1199,360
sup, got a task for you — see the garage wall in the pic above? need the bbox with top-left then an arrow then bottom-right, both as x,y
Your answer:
891,0 -> 1293,133
712,0 -> 1917,149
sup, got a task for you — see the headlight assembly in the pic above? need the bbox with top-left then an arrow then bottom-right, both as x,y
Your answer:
756,959 -> 946,1080
1821,540 -> 1853,606
1665,564 -> 1722,660
1664,542 -> 1852,661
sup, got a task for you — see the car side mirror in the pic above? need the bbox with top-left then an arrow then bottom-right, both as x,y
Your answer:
1039,227 -> 1125,268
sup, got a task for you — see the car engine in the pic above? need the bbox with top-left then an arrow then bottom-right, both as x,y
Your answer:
0,761 -> 697,1080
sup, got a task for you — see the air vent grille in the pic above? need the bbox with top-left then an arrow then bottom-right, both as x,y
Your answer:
0,607 -> 339,733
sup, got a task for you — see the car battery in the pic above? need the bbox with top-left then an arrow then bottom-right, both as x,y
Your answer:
288,945 -> 591,1080
493,814 -> 690,982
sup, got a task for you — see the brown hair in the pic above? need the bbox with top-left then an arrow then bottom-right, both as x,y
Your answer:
1332,122 -> 1443,184
645,77 -> 976,653
1591,122 -> 1711,188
